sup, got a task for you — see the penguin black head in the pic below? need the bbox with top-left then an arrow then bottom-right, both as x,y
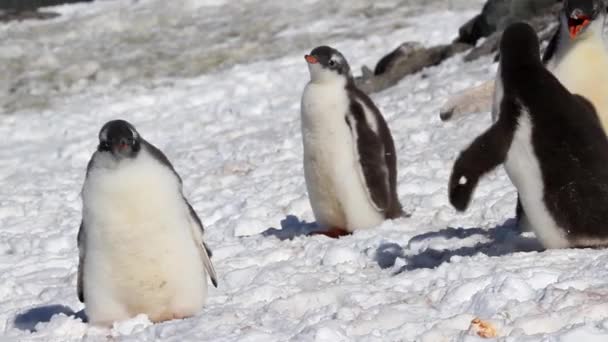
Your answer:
98,120 -> 142,159
304,46 -> 352,83
499,22 -> 541,71
563,0 -> 605,39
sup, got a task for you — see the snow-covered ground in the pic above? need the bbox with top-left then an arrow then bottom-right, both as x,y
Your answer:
3,0 -> 608,341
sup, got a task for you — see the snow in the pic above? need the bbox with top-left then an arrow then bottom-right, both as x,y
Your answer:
2,0 -> 608,341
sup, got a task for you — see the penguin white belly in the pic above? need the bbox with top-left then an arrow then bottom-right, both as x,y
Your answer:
504,112 -> 569,248
552,38 -> 608,132
301,83 -> 384,231
82,157 -> 207,324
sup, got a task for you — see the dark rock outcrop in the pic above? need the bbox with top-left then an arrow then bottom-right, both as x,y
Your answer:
464,4 -> 561,62
0,0 -> 93,12
0,10 -> 60,22
356,43 -> 470,94
457,0 -> 560,46
0,0 -> 93,23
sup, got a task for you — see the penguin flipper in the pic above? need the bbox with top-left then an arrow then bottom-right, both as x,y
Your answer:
142,140 -> 183,183
200,241 -> 218,288
77,221 -> 85,303
186,201 -> 218,288
449,119 -> 514,211
345,107 -> 391,213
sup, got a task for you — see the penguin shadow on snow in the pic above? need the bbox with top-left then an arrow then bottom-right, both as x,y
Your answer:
375,219 -> 543,274
262,215 -> 318,240
14,304 -> 87,332
262,215 -> 319,240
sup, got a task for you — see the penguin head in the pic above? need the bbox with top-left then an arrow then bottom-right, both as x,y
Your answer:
563,0 -> 605,39
98,120 -> 142,160
499,22 -> 541,71
304,46 -> 352,84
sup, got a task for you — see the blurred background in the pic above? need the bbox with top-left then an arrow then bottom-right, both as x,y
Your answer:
2,0 -> 558,115
0,0 -> 492,114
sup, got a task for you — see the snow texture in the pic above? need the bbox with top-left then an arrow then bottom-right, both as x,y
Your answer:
3,0 -> 608,341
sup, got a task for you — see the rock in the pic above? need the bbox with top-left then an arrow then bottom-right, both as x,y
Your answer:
456,0 -> 561,46
457,0 -> 512,45
0,0 -> 93,12
374,42 -> 423,76
355,43 -> 470,94
0,0 -> 94,23
464,3 -> 561,62
0,10 -> 59,22
358,0 -> 563,95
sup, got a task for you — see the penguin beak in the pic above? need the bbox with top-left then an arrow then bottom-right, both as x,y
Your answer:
114,139 -> 130,151
305,55 -> 318,64
568,11 -> 591,39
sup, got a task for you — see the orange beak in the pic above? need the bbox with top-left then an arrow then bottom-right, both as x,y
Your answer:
305,55 -> 318,64
568,17 -> 591,39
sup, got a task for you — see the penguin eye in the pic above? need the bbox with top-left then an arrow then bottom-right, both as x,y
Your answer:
328,60 -> 336,67
99,141 -> 111,152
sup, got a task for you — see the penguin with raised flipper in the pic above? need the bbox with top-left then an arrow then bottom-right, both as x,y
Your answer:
301,46 -> 404,238
449,22 -> 608,249
77,120 -> 217,325
444,0 -> 608,233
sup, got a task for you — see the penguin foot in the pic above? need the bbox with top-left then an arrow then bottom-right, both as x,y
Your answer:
310,227 -> 351,239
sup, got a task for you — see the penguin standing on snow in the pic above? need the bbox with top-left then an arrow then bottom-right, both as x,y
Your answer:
440,0 -> 608,124
513,0 -> 608,233
442,0 -> 608,233
301,46 -> 403,238
449,22 -> 608,249
77,120 -> 217,325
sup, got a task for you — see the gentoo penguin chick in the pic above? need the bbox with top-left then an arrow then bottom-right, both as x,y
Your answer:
77,120 -> 218,325
440,0 -> 608,124
301,46 -> 403,238
449,22 -> 608,249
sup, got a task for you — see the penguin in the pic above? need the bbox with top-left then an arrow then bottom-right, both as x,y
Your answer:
514,0 -> 608,233
301,46 -> 403,238
444,0 -> 608,233
544,0 -> 608,130
449,22 -> 608,249
77,120 -> 218,326
440,0 -> 608,124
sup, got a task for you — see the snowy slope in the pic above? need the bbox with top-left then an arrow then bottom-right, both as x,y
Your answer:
3,0 -> 608,341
